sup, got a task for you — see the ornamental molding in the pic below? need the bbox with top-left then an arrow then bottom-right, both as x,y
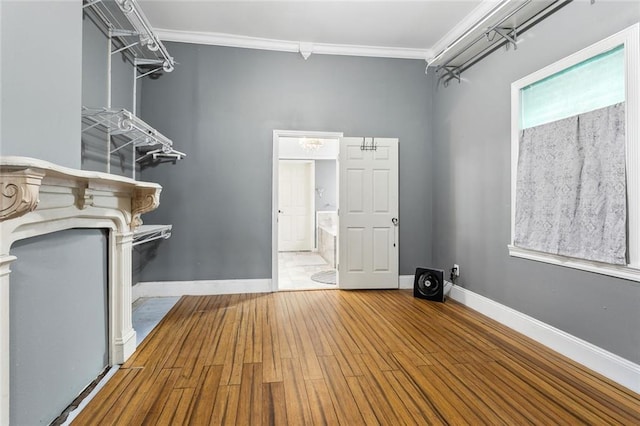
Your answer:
76,186 -> 95,210
0,168 -> 45,221
131,187 -> 161,231
156,28 -> 432,61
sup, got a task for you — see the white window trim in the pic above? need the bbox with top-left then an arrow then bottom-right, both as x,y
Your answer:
509,23 -> 640,282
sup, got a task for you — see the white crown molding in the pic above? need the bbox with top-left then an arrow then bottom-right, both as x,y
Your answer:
156,28 -> 432,61
427,0 -> 512,64
152,1 -> 515,63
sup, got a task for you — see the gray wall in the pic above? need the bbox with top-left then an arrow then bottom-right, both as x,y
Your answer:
81,14 -> 108,109
0,1 -> 82,168
2,3 -> 112,423
432,1 -> 640,363
81,13 -> 110,174
138,43 -> 433,282
10,229 -> 109,425
315,160 -> 337,212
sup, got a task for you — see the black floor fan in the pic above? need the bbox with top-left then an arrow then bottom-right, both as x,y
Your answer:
413,267 -> 445,302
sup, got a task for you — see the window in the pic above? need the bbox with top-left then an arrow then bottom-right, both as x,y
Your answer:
509,24 -> 640,281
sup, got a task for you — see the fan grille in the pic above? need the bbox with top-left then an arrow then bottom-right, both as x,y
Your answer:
417,272 -> 442,297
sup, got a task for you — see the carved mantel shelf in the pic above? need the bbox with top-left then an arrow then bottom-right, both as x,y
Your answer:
0,156 -> 161,234
0,156 -> 163,424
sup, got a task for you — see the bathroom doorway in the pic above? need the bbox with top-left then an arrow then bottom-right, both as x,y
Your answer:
272,130 -> 342,291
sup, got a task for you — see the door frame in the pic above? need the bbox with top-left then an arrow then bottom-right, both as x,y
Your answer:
272,129 -> 343,292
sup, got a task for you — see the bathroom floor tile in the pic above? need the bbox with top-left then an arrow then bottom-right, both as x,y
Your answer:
278,251 -> 337,291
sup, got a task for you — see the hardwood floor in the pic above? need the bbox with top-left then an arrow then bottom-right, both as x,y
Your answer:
72,290 -> 640,425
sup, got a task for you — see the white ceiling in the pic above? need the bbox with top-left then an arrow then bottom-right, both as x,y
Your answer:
139,1 -> 487,57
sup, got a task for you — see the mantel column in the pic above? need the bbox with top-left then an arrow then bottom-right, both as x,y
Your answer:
0,254 -> 17,426
111,232 -> 136,364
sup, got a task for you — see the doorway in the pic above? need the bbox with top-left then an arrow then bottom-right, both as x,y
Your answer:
272,130 -> 342,291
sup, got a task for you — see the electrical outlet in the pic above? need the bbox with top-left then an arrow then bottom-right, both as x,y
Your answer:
453,264 -> 460,277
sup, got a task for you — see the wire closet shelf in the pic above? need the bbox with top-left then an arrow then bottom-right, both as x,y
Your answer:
81,107 -> 186,162
132,224 -> 173,246
83,0 -> 175,77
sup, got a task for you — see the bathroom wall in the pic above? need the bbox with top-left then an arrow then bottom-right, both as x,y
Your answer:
315,160 -> 337,212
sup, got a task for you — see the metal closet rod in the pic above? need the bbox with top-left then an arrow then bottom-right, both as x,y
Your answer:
435,0 -> 573,85
456,0 -> 573,76
436,0 -> 532,67
428,0 -> 518,66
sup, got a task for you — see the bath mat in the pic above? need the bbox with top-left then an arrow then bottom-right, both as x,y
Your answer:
310,270 -> 337,285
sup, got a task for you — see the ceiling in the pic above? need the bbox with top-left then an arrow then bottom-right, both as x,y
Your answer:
138,1 -> 488,58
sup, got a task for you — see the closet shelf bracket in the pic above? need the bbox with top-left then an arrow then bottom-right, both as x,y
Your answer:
437,66 -> 461,87
488,27 -> 518,50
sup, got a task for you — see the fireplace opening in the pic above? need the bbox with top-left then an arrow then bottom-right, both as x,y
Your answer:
9,229 -> 109,426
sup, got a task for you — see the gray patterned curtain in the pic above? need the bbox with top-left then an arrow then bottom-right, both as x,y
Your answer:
514,102 -> 627,265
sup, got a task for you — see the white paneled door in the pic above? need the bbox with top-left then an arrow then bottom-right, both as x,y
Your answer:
278,160 -> 314,252
339,137 -> 399,289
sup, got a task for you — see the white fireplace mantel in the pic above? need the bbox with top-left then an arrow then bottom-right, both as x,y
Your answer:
0,156 -> 162,424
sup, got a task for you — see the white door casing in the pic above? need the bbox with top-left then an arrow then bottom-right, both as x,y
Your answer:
272,130 -> 343,292
339,137 -> 399,289
278,160 -> 314,252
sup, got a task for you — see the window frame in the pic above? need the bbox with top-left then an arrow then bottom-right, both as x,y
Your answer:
509,23 -> 640,281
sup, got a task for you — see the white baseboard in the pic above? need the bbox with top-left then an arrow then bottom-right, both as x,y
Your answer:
399,275 -> 414,289
132,279 -> 272,301
448,284 -> 640,394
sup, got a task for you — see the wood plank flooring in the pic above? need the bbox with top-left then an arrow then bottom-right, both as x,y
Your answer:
72,290 -> 640,425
